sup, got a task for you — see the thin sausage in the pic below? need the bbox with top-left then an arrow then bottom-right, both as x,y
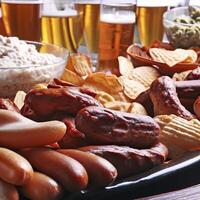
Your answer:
0,110 -> 66,148
0,148 -> 33,185
21,172 -> 63,200
57,149 -> 117,188
0,179 -> 19,200
19,148 -> 88,192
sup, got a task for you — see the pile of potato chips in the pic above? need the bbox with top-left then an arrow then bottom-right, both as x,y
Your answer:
60,53 -> 161,115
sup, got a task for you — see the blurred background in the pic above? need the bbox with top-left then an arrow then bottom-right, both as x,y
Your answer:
0,0 -> 199,72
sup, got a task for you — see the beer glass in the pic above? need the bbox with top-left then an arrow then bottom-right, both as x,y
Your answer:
137,0 -> 168,46
1,0 -> 43,41
75,0 -> 100,63
98,0 -> 136,74
42,0 -> 84,53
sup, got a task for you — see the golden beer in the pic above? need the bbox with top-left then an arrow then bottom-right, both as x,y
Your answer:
137,6 -> 167,46
98,13 -> 135,74
42,7 -> 84,52
1,0 -> 42,41
77,2 -> 100,53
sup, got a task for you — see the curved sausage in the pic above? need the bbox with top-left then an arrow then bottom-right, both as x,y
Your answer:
0,110 -> 66,148
79,143 -> 168,178
19,148 -> 88,192
57,149 -> 117,188
149,76 -> 193,119
0,179 -> 19,200
21,172 -> 63,200
0,148 -> 33,185
75,106 -> 160,148
21,87 -> 102,120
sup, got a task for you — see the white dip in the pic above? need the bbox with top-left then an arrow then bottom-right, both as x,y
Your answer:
0,35 -> 66,98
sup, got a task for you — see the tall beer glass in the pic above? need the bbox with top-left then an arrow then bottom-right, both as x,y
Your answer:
75,0 -> 100,63
98,0 -> 136,74
137,0 -> 168,46
42,1 -> 84,52
1,0 -> 43,41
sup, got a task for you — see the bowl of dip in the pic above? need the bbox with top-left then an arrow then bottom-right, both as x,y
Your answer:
163,6 -> 200,48
0,36 -> 68,98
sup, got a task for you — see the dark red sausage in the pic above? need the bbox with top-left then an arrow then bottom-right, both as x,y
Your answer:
79,143 -> 168,178
75,106 -> 160,148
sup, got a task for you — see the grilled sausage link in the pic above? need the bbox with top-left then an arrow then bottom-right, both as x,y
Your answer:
75,106 -> 160,148
21,87 -> 102,121
149,76 -> 193,119
79,143 -> 168,178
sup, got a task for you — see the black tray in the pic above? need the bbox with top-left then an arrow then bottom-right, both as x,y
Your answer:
64,151 -> 200,200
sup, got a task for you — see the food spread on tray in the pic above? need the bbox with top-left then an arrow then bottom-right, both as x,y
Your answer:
1,27 -> 200,199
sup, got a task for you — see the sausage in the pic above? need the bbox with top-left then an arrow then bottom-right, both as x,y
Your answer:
149,76 -> 193,119
0,110 -> 66,148
79,143 -> 168,178
58,116 -> 88,149
21,87 -> 102,121
186,67 -> 200,80
57,149 -> 117,188
0,148 -> 33,185
21,172 -> 63,200
75,106 -> 160,148
0,179 -> 19,200
19,148 -> 88,192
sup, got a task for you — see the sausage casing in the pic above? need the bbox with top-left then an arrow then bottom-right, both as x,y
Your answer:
57,149 -> 117,188
0,148 -> 33,185
79,143 -> 168,178
21,172 -> 63,200
75,106 -> 160,148
19,148 -> 88,192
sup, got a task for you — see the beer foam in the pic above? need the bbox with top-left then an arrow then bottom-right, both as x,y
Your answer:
1,0 -> 43,4
43,9 -> 78,17
137,0 -> 168,7
100,12 -> 135,24
75,0 -> 100,4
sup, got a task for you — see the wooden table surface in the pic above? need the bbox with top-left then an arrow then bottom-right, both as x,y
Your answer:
140,184 -> 200,200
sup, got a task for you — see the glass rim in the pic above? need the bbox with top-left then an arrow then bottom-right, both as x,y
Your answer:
1,0 -> 43,3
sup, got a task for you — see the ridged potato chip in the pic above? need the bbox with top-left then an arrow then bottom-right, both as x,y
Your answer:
14,91 -> 26,109
95,91 -> 115,105
66,53 -> 92,76
83,72 -> 122,94
172,70 -> 191,81
118,56 -> 134,76
155,114 -> 200,158
61,69 -> 84,86
119,76 -> 146,100
149,48 -> 197,67
104,101 -> 131,112
128,102 -> 147,115
128,66 -> 160,89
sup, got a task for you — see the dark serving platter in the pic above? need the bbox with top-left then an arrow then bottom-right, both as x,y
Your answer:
63,151 -> 200,200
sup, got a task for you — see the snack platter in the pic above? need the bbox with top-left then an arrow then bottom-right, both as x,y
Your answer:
1,33 -> 200,200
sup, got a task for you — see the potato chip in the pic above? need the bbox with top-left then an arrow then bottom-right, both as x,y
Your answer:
118,76 -> 146,100
149,48 -> 197,67
34,83 -> 48,90
128,66 -> 160,89
66,53 -> 92,76
118,56 -> 134,76
83,72 -> 122,94
61,69 -> 84,86
112,91 -> 132,103
14,91 -> 26,109
172,70 -> 191,81
128,102 -> 147,115
95,91 -> 115,105
104,101 -> 131,112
